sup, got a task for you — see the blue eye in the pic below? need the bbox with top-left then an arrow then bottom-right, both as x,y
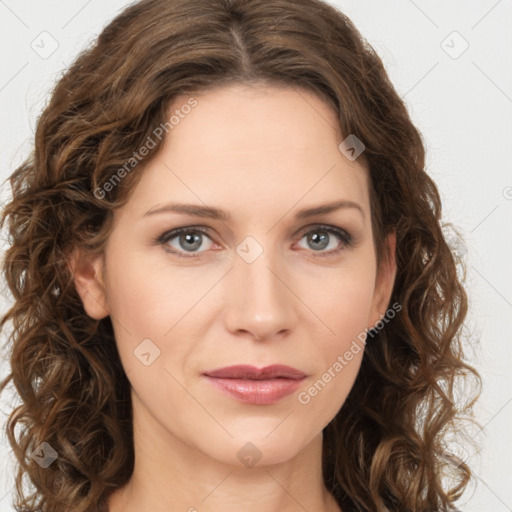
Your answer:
158,227 -> 214,257
296,225 -> 353,256
156,225 -> 353,259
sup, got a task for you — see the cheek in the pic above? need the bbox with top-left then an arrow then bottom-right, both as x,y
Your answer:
102,249 -> 180,373
102,247 -> 221,382
295,279 -> 372,424
303,252 -> 377,343
296,254 -> 376,409
104,248 -> 190,333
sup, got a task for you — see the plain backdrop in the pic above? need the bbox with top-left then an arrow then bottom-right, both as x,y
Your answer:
0,1 -> 511,511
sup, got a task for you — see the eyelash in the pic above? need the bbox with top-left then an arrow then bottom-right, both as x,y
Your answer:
155,224 -> 354,259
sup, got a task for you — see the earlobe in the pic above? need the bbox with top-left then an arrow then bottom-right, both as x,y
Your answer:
368,231 -> 397,329
68,249 -> 109,320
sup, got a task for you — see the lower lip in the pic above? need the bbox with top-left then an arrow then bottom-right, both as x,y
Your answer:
205,376 -> 304,405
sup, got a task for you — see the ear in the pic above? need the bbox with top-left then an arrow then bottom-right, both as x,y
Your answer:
67,249 -> 109,320
367,231 -> 397,329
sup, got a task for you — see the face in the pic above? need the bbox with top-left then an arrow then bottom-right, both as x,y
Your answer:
73,83 -> 396,468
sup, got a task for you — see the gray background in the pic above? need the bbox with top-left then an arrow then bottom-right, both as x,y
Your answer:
1,1 -> 511,510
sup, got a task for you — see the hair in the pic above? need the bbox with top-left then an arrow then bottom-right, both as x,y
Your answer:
0,0 -> 481,511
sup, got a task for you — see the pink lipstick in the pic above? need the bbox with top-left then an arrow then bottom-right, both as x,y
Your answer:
203,364 -> 306,405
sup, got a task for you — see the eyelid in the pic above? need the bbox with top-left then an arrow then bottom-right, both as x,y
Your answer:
295,223 -> 352,241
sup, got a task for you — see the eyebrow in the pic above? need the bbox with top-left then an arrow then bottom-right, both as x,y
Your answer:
142,199 -> 365,220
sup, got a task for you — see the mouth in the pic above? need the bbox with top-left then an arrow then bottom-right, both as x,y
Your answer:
203,364 -> 307,405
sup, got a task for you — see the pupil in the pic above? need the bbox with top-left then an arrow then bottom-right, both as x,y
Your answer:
309,231 -> 328,250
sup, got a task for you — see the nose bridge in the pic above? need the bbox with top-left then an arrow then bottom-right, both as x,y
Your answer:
224,233 -> 296,338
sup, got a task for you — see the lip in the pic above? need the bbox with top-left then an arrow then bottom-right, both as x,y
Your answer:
203,365 -> 307,405
204,364 -> 306,380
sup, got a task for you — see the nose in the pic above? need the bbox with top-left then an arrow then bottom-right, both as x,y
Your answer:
223,240 -> 298,342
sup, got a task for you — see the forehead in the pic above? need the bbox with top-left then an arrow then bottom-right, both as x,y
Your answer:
167,83 -> 350,162
122,84 -> 371,223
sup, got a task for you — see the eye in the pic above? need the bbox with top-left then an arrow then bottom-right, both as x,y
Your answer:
295,224 -> 353,256
156,224 -> 354,259
157,227 -> 215,257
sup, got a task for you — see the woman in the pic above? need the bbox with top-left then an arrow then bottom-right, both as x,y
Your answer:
0,0 -> 480,511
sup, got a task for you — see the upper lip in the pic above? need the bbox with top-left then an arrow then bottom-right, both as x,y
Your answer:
204,364 -> 306,380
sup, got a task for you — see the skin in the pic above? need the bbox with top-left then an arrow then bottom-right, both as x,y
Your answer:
72,83 -> 396,512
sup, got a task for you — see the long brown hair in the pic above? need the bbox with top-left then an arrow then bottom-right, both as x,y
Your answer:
0,0 -> 481,511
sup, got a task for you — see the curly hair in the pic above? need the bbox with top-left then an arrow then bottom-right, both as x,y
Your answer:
0,0 -> 481,511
